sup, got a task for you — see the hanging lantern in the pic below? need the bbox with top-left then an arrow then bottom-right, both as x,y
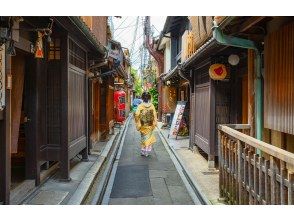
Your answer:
228,54 -> 240,66
209,63 -> 227,80
35,31 -> 44,58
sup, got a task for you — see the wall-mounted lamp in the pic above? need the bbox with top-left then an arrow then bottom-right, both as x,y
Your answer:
228,54 -> 240,66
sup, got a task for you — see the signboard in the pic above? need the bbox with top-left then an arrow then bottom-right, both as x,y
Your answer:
162,86 -> 177,113
0,45 -> 5,111
209,63 -> 227,80
168,101 -> 187,139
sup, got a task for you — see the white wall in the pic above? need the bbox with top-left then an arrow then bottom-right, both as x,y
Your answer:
164,39 -> 171,73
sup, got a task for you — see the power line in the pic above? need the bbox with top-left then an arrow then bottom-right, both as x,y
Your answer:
113,16 -> 129,32
130,16 -> 140,58
114,17 -> 138,38
115,19 -> 143,40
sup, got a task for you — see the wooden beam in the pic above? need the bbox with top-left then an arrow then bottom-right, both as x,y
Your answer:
238,17 -> 266,33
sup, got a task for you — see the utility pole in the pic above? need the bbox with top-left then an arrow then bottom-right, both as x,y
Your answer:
143,16 -> 164,121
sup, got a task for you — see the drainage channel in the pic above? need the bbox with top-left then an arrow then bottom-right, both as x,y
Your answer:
157,129 -> 209,205
84,116 -> 131,205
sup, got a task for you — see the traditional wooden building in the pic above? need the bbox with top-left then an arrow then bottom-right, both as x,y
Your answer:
0,16 -> 107,204
178,16 -> 294,204
216,16 -> 294,205
157,16 -> 191,127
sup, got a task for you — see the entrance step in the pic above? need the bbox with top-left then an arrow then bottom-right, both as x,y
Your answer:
10,180 -> 35,204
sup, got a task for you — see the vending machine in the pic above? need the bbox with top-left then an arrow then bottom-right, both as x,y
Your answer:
114,90 -> 126,123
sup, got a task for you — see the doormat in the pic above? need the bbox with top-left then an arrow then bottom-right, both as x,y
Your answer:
110,165 -> 152,198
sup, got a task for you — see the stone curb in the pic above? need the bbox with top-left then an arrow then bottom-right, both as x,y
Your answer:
67,132 -> 118,205
157,127 -> 213,205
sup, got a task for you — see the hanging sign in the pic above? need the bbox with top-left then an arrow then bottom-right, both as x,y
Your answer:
34,31 -> 44,58
209,63 -> 227,80
0,45 -> 5,111
168,101 -> 187,139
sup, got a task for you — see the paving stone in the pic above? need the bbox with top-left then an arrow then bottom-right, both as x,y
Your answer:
109,198 -> 137,205
165,171 -> 184,186
150,177 -> 172,205
28,190 -> 69,205
148,161 -> 176,171
149,170 -> 167,178
167,185 -> 194,205
135,196 -> 155,205
40,179 -> 80,193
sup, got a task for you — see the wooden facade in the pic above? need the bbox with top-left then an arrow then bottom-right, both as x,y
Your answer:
0,16 -> 106,204
264,21 -> 294,135
187,49 -> 246,166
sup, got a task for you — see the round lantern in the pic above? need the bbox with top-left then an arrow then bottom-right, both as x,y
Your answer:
209,63 -> 227,80
228,54 -> 240,66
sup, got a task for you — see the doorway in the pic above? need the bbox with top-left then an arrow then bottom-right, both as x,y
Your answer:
10,49 -> 36,199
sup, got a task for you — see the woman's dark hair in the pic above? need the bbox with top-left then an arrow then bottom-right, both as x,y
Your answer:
141,92 -> 151,103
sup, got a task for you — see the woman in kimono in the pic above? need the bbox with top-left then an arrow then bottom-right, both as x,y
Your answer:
134,92 -> 157,157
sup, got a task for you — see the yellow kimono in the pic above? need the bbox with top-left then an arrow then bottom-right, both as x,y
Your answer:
134,102 -> 157,150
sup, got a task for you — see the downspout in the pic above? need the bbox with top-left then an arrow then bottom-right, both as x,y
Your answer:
212,21 -> 263,142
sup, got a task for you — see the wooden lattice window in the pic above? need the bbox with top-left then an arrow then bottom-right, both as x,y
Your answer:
48,38 -> 61,60
69,39 -> 86,70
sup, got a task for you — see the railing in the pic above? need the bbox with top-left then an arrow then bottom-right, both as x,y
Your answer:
218,124 -> 294,205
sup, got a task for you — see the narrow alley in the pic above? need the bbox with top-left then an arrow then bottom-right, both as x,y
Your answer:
0,15 -> 294,208
101,118 -> 195,205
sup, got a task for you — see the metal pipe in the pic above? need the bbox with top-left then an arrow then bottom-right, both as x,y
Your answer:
212,20 -> 263,142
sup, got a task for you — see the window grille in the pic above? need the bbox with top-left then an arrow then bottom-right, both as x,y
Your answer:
48,38 -> 61,60
69,39 -> 86,70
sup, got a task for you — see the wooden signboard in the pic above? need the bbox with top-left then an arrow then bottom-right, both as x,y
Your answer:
168,101 -> 187,139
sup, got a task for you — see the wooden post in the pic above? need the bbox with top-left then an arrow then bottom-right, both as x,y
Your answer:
60,33 -> 70,181
208,78 -> 216,169
234,142 -> 238,204
264,160 -> 270,204
253,154 -> 258,204
218,131 -> 225,199
280,164 -> 287,205
270,156 -> 278,204
81,61 -> 89,162
237,140 -> 243,204
248,49 -> 255,137
288,173 -> 294,205
248,150 -> 253,204
259,157 -> 265,204
243,147 -> 249,204
0,52 -> 11,204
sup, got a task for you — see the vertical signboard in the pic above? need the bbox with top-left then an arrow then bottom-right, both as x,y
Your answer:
168,101 -> 187,139
0,45 -> 5,112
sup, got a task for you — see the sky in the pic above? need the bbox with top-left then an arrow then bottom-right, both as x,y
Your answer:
111,16 -> 166,70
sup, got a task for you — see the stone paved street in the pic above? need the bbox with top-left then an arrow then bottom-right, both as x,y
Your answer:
107,119 -> 194,205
